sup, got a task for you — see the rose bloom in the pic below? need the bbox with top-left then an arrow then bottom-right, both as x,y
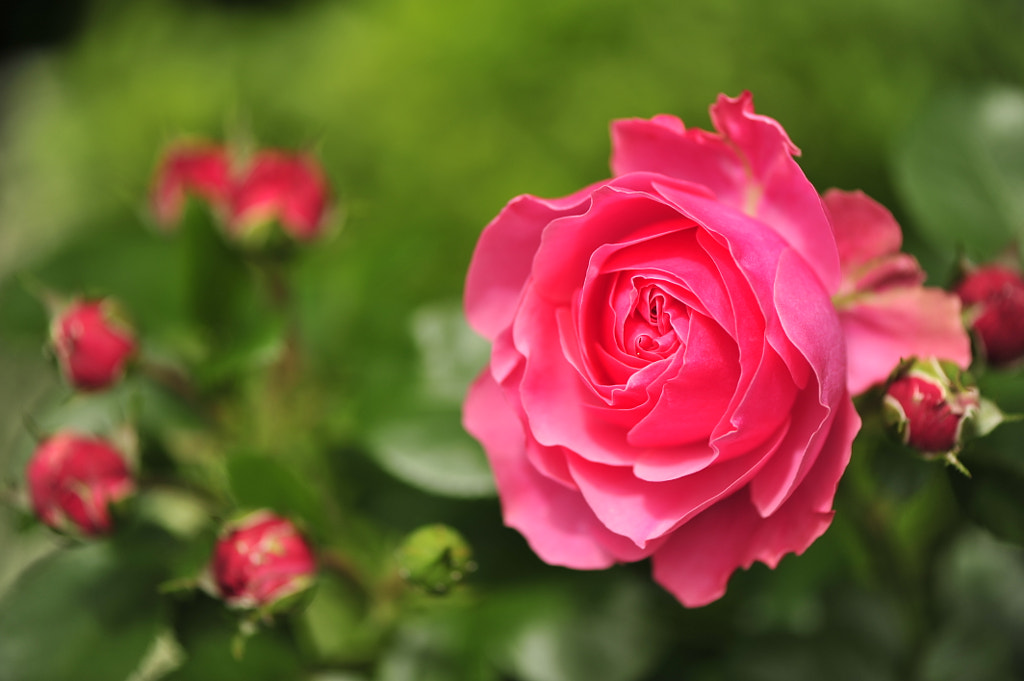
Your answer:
206,510 -> 316,610
51,298 -> 137,391
463,93 -> 967,607
26,432 -> 135,536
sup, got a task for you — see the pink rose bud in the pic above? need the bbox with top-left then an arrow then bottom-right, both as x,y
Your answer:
955,263 -> 1024,367
208,510 -> 316,610
228,151 -> 330,242
151,141 -> 231,229
883,358 -> 981,473
50,298 -> 136,391
26,432 -> 135,536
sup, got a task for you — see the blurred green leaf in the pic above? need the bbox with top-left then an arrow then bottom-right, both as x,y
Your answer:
409,301 -> 490,407
366,412 -> 495,499
920,529 -> 1024,681
0,539 -> 167,681
483,573 -> 670,681
162,596 -> 306,681
226,453 -> 326,537
894,86 -> 1024,268
294,573 -> 381,666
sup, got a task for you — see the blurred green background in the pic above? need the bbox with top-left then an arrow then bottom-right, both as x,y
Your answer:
1,1 -> 1024,680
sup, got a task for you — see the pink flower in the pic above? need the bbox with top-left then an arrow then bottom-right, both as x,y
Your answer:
150,142 -> 231,229
26,432 -> 135,535
824,190 -> 971,394
955,262 -> 1024,366
206,510 -> 316,610
228,151 -> 330,242
464,93 -> 860,607
50,298 -> 136,391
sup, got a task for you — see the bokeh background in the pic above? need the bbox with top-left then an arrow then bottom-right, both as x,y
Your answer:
1,1 -> 1024,680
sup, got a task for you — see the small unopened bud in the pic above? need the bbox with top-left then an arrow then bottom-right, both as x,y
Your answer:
883,358 -> 991,474
955,262 -> 1024,366
150,141 -> 231,229
26,432 -> 135,535
205,510 -> 316,611
227,151 -> 331,243
50,298 -> 136,391
395,523 -> 475,594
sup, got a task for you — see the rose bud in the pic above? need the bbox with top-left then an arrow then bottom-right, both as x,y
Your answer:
395,524 -> 475,594
26,432 -> 135,536
955,262 -> 1024,367
50,298 -> 136,391
882,357 -> 982,474
206,510 -> 316,611
150,141 -> 231,229
227,151 -> 331,243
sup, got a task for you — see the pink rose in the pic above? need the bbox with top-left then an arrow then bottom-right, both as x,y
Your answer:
26,432 -> 135,536
824,190 -> 971,394
50,298 -> 137,392
464,93 -> 860,607
205,510 -> 316,610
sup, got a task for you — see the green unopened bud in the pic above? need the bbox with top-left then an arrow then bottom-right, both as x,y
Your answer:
395,524 -> 475,594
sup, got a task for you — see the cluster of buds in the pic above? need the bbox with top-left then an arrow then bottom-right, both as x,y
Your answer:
22,296 -> 139,536
955,259 -> 1024,367
151,140 -> 332,246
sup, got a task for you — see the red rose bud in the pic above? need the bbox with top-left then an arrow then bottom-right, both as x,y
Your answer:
50,298 -> 136,391
883,358 -> 983,473
228,151 -> 330,242
26,432 -> 135,535
955,263 -> 1024,366
151,141 -> 231,229
208,511 -> 316,610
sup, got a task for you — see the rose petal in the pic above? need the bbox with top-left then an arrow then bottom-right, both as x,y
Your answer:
565,422 -> 786,546
823,189 -> 903,274
650,397 -> 858,607
839,286 -> 971,395
466,188 -> 597,340
463,371 -> 654,565
612,93 -> 840,292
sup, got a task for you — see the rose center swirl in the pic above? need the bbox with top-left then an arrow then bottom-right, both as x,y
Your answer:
619,281 -> 686,362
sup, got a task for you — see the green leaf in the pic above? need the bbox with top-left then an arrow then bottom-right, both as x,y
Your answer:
366,411 -> 496,499
226,453 -> 326,537
483,573 -> 671,681
893,86 -> 1024,268
949,417 -> 1024,546
0,540 -> 167,681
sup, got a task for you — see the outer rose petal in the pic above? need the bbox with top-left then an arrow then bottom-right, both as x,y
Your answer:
823,188 -> 903,275
463,370 -> 655,566
651,396 -> 859,607
825,188 -> 971,394
465,188 -> 598,340
839,287 -> 972,395
611,93 -> 839,292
